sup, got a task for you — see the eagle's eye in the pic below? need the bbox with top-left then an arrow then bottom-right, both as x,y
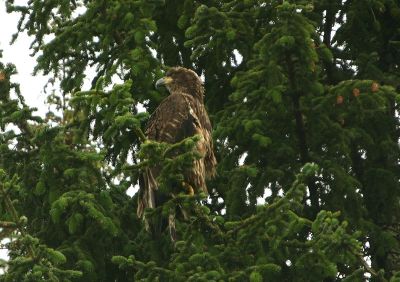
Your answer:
158,67 -> 203,98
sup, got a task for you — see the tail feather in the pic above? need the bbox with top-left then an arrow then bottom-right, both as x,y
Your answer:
168,212 -> 177,242
137,168 -> 157,219
137,168 -> 183,242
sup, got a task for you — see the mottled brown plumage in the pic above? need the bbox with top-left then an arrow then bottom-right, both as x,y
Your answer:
137,67 -> 217,224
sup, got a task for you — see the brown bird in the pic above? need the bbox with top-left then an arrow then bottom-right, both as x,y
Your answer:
137,67 -> 217,237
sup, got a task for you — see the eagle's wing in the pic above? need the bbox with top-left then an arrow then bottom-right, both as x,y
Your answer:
137,93 -> 201,218
195,104 -> 217,179
146,93 -> 200,143
146,93 -> 217,179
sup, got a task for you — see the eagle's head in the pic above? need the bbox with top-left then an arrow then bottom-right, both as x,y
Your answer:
155,67 -> 204,100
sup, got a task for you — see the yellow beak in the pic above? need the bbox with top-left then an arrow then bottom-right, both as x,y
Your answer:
155,76 -> 173,88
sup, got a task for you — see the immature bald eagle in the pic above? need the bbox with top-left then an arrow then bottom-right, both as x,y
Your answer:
137,67 -> 217,224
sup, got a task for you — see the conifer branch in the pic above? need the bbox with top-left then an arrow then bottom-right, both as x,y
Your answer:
162,135 -> 201,158
226,182 -> 310,237
133,126 -> 147,143
0,180 -> 36,258
193,206 -> 224,239
0,221 -> 17,228
356,253 -> 383,281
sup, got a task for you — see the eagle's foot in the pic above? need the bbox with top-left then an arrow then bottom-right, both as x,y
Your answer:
181,182 -> 194,196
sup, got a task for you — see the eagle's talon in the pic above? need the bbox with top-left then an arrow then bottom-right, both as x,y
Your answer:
181,181 -> 195,196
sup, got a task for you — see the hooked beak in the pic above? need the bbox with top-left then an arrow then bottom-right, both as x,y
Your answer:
155,76 -> 173,88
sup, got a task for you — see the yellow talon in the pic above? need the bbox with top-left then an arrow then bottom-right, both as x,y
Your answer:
181,182 -> 195,196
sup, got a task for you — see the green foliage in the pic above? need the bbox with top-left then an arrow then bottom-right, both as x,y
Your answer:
2,0 -> 400,281
0,170 -> 82,281
111,164 -> 364,281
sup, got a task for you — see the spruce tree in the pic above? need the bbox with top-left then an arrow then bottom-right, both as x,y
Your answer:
1,0 -> 400,281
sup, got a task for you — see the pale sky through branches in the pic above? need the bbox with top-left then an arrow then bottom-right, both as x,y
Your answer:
0,2 -> 49,116
0,1 -> 49,263
0,2 -> 131,263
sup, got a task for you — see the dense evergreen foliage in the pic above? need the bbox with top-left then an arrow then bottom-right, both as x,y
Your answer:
1,0 -> 400,280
